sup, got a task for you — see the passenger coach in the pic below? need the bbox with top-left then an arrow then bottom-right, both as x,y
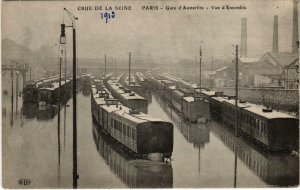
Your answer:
91,86 -> 173,161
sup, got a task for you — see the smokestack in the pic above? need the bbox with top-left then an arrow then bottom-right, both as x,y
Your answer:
240,18 -> 247,58
272,15 -> 279,53
292,0 -> 298,53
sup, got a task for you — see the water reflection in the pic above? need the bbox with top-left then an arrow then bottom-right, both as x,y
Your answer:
157,94 -> 210,148
81,86 -> 91,97
92,123 -> 173,188
21,103 -> 38,118
21,103 -> 65,121
210,121 -> 299,187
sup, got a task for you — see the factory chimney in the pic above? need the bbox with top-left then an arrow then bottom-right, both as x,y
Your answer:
292,0 -> 298,53
272,15 -> 279,53
240,18 -> 247,58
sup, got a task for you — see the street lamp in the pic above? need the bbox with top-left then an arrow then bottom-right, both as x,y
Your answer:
61,8 -> 79,188
60,24 -> 66,45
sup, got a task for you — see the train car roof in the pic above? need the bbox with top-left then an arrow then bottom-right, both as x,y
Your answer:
101,104 -> 123,113
92,88 -> 98,95
113,106 -> 164,124
174,89 -> 185,96
168,85 -> 176,90
198,89 -> 216,96
94,96 -> 107,105
183,96 -> 194,102
39,79 -> 71,91
243,104 -> 295,119
223,98 -> 252,108
108,82 -> 145,100
122,93 -> 146,100
211,96 -> 227,102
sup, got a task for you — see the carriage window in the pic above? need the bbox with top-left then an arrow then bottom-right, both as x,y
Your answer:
132,129 -> 136,140
127,126 -> 130,137
122,124 -> 126,135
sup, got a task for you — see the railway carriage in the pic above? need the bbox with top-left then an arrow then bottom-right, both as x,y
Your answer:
154,72 -> 299,151
91,90 -> 174,160
23,76 -> 60,103
23,82 -> 39,103
220,97 -> 299,151
221,98 -> 252,128
182,96 -> 210,122
105,80 -> 148,113
37,79 -> 72,105
240,104 -> 299,151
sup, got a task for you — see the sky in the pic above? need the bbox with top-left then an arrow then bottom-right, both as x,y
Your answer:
1,0 -> 296,63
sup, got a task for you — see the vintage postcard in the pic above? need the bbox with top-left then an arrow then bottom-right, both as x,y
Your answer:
1,0 -> 299,188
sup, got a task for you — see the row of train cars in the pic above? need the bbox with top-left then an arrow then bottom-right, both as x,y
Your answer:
91,74 -> 174,162
143,72 -> 299,153
89,72 -> 298,187
22,74 -> 92,105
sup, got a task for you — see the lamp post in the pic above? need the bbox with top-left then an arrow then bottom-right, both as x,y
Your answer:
61,8 -> 79,188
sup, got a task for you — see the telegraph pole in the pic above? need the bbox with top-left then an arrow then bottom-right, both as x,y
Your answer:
211,56 -> 214,88
57,50 -> 62,166
16,72 -> 19,113
61,8 -> 79,188
184,61 -> 187,79
235,45 -> 239,137
199,46 -> 202,93
195,56 -> 197,82
211,56 -> 214,75
11,69 -> 14,114
29,67 -> 32,81
104,54 -> 107,76
129,52 -> 131,86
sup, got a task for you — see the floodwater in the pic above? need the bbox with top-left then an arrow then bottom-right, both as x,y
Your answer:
2,87 -> 299,188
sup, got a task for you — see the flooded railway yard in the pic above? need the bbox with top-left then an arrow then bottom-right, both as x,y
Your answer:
2,75 -> 299,188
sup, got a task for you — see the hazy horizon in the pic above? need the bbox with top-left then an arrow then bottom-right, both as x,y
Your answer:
2,0 -> 297,63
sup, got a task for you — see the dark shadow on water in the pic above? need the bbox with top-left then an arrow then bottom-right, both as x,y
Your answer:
210,121 -> 299,187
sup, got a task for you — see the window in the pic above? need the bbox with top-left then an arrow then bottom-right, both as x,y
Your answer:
114,119 -> 117,129
132,129 -> 136,140
122,124 -> 126,135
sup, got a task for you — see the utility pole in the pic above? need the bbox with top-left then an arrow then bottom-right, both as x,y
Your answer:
129,52 -> 131,86
199,46 -> 202,93
211,56 -> 214,75
211,56 -> 214,88
195,56 -> 197,82
235,45 -> 239,137
11,69 -> 14,115
72,24 -> 78,189
16,72 -> 19,113
64,49 -> 67,151
58,50 -> 62,167
61,8 -> 79,188
29,67 -> 32,81
104,54 -> 107,76
184,61 -> 187,79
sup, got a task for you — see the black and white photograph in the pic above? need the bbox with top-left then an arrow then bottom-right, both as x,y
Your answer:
1,0 -> 299,188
